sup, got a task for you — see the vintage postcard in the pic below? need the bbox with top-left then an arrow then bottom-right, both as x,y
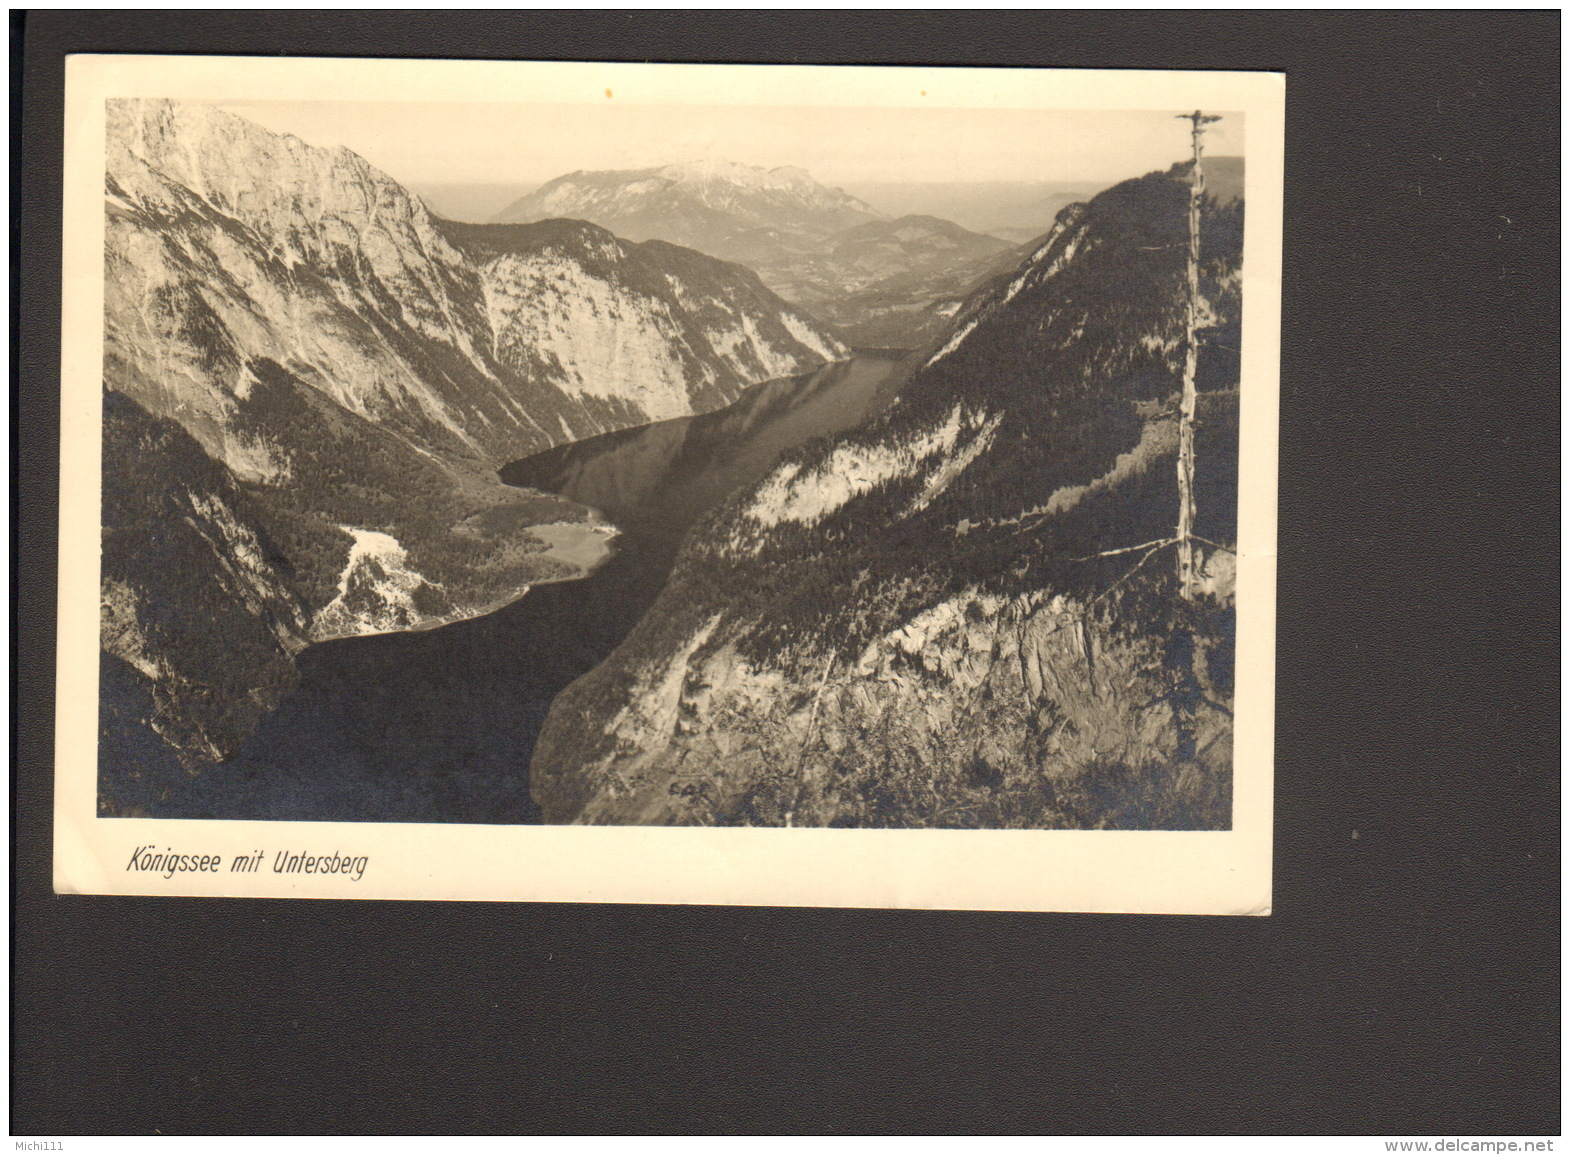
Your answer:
56,56 -> 1282,911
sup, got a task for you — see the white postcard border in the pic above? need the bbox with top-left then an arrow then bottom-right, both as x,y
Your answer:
56,56 -> 1283,913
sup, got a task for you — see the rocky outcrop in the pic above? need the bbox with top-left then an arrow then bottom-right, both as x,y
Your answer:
530,164 -> 1245,829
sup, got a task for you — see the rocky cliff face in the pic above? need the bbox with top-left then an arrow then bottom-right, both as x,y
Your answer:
530,164 -> 1245,829
437,220 -> 847,432
100,100 -> 845,779
106,101 -> 846,470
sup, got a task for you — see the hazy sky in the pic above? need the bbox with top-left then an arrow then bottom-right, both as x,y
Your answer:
217,100 -> 1245,189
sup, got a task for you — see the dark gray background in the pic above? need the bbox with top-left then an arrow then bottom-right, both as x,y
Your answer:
13,11 -> 1559,1134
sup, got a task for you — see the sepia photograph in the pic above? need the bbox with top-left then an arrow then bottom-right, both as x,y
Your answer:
20,14 -> 1557,1140
56,57 -> 1281,908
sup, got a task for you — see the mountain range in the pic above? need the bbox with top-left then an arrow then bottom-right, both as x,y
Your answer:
494,159 -> 882,249
491,160 -> 1021,346
98,96 -> 1245,831
100,100 -> 845,777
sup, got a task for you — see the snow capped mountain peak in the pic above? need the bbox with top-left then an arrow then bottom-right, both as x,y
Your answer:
652,159 -> 873,212
656,158 -> 752,182
492,158 -> 882,255
653,159 -> 826,195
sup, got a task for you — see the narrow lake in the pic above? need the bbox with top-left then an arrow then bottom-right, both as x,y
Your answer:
147,352 -> 904,822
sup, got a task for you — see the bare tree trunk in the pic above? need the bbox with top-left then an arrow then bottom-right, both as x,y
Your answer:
1176,111 -> 1213,602
1172,111 -> 1219,768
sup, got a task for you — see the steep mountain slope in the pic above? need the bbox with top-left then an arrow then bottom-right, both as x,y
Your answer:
100,100 -> 846,777
436,220 -> 846,427
530,163 -> 1245,828
107,102 -> 846,469
100,389 -> 312,766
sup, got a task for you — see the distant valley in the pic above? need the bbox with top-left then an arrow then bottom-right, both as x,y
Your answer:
835,180 -> 1098,241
